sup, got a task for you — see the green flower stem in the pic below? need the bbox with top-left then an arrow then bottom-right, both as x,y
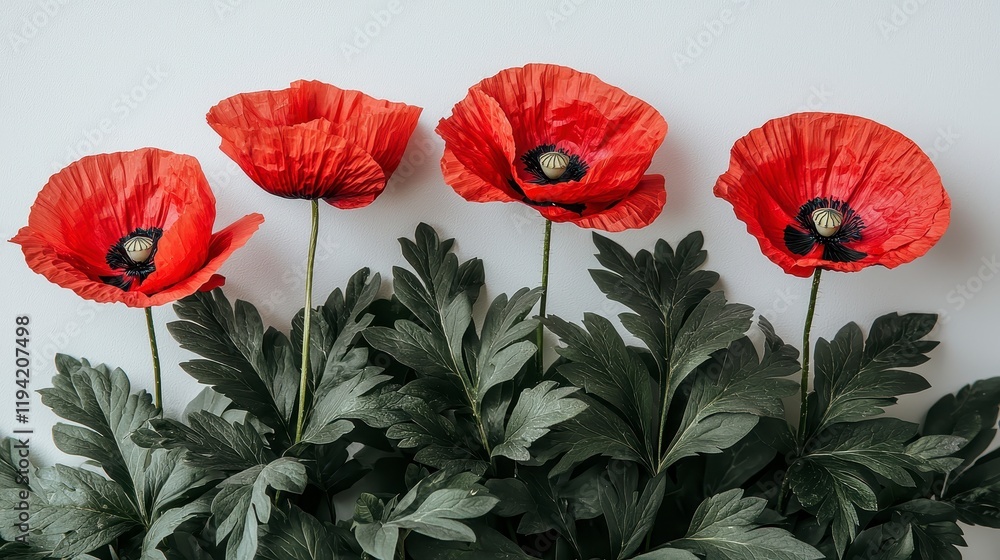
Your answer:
144,306 -> 162,410
795,268 -> 823,448
777,268 -> 824,511
294,199 -> 320,445
536,219 -> 552,377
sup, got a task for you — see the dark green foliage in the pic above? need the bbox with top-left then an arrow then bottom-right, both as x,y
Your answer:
365,224 -> 586,474
12,225 -> 1000,560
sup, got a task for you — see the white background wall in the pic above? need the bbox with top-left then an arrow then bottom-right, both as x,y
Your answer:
2,0 -> 998,555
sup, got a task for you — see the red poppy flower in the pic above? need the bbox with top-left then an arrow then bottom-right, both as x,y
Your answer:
436,64 -> 668,232
207,79 -> 422,208
11,148 -> 264,307
714,113 -> 950,277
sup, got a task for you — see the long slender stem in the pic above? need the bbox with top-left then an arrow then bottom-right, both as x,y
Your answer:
777,268 -> 824,512
144,306 -> 162,410
655,317 -> 672,471
795,268 -> 823,448
294,199 -> 320,444
535,219 -> 552,377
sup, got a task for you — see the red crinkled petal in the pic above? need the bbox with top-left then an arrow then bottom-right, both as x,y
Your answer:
289,81 -> 422,177
138,213 -> 264,307
439,146 -> 520,204
12,206 -> 263,308
207,80 -> 422,179
11,148 -> 263,306
14,149 -> 215,287
477,64 -> 666,206
436,87 -> 521,202
218,122 -> 386,206
536,174 -> 666,232
715,112 -> 950,275
437,64 -> 667,216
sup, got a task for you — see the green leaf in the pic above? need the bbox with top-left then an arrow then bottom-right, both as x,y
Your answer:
140,497 -> 212,560
299,358 -> 392,445
38,357 -> 159,497
36,356 -> 218,556
399,223 -> 485,313
170,290 -> 299,444
662,318 -> 799,471
484,478 -> 534,517
390,486 -> 498,540
546,313 -> 657,469
32,465 -> 142,556
846,500 -> 965,560
353,471 -> 497,560
292,268 -> 382,379
702,429 -> 778,497
687,318 -> 801,419
925,377 -> 1000,471
387,397 -> 488,474
905,435 -> 967,473
671,489 -> 824,560
492,381 -> 586,461
812,314 -> 936,435
662,414 -> 758,471
211,457 -> 308,560
547,397 -> 646,476
406,521 -> 534,559
668,291 -> 755,401
631,549 -> 700,560
553,233 -> 753,475
257,506 -> 351,560
473,288 -> 542,403
511,466 -> 606,559
367,224 -> 575,469
0,541 -> 52,560
598,462 -> 666,559
134,409 -> 275,473
789,419 -> 939,554
590,231 -> 719,378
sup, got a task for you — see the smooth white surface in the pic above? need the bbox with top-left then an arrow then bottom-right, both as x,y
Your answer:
1,0 -> 998,555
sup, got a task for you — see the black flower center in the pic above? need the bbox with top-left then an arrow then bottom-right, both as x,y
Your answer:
505,144 -> 591,215
101,227 -> 163,290
521,144 -> 588,185
783,198 -> 867,262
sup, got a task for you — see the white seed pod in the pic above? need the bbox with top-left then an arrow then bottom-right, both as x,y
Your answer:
124,236 -> 154,263
539,151 -> 570,180
811,208 -> 844,237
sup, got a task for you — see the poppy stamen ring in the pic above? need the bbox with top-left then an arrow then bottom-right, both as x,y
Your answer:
123,236 -> 155,263
811,207 -> 844,237
520,144 -> 588,185
539,151 -> 570,180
